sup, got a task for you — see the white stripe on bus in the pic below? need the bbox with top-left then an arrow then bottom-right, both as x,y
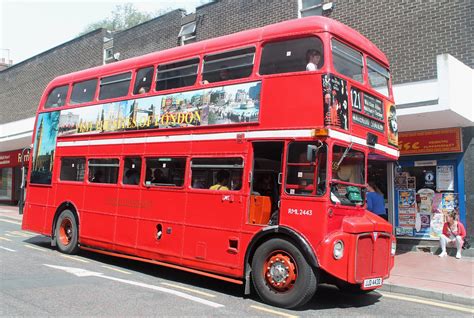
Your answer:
56,128 -> 398,157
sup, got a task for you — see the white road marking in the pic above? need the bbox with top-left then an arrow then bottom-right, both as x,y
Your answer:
9,231 -> 33,237
24,244 -> 47,252
161,282 -> 216,298
0,246 -> 16,252
44,264 -> 225,308
60,254 -> 90,263
0,218 -> 21,225
250,305 -> 298,318
101,265 -> 131,275
0,237 -> 12,241
380,292 -> 474,314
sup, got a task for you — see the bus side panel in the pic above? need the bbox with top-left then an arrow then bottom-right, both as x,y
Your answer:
136,188 -> 186,264
22,186 -> 51,235
51,182 -> 85,237
80,185 -> 118,249
114,186 -> 141,255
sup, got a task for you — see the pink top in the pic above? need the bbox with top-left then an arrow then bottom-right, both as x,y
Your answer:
442,221 -> 466,239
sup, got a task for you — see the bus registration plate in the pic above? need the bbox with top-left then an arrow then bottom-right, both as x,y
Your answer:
363,278 -> 382,288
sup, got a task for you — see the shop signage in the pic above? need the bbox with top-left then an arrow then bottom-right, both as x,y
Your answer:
398,128 -> 462,155
414,160 -> 437,167
0,150 -> 30,168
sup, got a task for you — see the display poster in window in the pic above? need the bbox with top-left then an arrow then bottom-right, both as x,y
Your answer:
386,102 -> 398,147
30,111 -> 60,185
397,189 -> 417,232
407,176 -> 416,189
422,169 -> 436,189
417,188 -> 435,213
394,172 -> 408,189
414,213 -> 431,237
322,74 -> 348,130
57,81 -> 261,136
436,165 -> 454,191
441,193 -> 458,211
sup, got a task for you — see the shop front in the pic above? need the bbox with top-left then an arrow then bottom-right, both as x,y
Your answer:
0,149 -> 29,205
394,128 -> 465,241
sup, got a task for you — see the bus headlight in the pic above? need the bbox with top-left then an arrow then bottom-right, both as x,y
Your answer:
333,240 -> 344,260
391,240 -> 396,256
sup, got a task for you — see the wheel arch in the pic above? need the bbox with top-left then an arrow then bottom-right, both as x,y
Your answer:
243,225 -> 319,295
51,201 -> 80,245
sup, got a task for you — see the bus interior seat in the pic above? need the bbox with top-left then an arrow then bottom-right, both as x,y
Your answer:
249,195 -> 272,225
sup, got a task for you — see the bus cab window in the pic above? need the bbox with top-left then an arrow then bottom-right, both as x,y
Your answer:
259,37 -> 323,75
133,67 -> 154,94
202,47 -> 255,83
45,85 -> 69,108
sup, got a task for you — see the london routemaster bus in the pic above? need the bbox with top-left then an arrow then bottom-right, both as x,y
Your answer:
22,16 -> 399,308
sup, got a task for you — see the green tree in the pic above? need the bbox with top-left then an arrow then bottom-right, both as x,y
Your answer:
80,3 -> 170,34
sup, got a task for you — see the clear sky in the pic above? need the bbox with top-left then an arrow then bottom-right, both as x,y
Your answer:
0,0 -> 205,65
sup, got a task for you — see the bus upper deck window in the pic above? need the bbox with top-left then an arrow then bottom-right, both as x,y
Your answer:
202,47 -> 255,83
259,37 -> 323,75
367,57 -> 390,97
99,72 -> 132,100
156,58 -> 199,91
331,39 -> 363,82
70,79 -> 97,105
134,67 -> 154,94
45,85 -> 68,108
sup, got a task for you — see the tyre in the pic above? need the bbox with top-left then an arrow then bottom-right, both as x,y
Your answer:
55,209 -> 79,254
251,238 -> 317,309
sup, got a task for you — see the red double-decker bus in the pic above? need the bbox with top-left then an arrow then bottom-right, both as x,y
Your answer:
22,16 -> 399,308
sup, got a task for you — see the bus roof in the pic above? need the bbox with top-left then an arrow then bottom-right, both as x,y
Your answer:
48,16 -> 389,87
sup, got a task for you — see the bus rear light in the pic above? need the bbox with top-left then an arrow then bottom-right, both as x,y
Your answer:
333,240 -> 344,260
312,128 -> 328,137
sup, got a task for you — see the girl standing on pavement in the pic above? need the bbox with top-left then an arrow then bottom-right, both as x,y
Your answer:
439,209 -> 466,259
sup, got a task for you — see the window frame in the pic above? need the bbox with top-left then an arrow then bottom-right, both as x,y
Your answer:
98,71 -> 132,101
190,157 -> 244,192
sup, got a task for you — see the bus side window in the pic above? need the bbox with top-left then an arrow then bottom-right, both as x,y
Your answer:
156,58 -> 199,91
202,47 -> 255,83
259,36 -> 324,75
45,85 -> 69,108
88,159 -> 119,184
70,79 -> 97,105
123,157 -> 141,185
99,72 -> 132,100
190,158 -> 243,191
145,157 -> 186,187
133,67 -> 154,94
60,157 -> 86,182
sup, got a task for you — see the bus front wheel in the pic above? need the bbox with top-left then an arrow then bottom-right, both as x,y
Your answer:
251,238 -> 317,309
55,209 -> 79,254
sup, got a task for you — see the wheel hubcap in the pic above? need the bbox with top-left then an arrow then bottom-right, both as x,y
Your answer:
263,251 -> 297,291
59,218 -> 73,246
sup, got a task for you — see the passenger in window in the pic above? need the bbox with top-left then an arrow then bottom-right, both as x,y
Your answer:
137,86 -> 148,94
91,171 -> 103,183
124,168 -> 140,185
218,67 -> 231,81
152,169 -> 168,184
306,49 -> 321,71
210,170 -> 230,190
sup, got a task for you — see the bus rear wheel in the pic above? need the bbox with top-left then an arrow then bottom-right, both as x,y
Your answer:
55,209 -> 79,254
251,238 -> 317,309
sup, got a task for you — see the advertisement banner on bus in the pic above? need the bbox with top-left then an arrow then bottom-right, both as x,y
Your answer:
57,81 -> 261,136
322,74 -> 349,130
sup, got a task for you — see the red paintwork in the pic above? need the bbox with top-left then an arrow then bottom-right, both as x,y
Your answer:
23,16 -> 397,288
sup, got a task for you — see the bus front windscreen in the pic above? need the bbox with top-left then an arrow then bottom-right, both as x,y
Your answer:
330,145 -> 365,205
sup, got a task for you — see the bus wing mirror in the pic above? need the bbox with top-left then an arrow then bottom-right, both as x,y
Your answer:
307,145 -> 318,163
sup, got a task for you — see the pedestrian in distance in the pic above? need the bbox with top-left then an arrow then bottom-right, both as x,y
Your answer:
366,181 -> 387,220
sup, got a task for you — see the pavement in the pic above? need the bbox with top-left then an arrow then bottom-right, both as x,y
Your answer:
1,204 -> 472,307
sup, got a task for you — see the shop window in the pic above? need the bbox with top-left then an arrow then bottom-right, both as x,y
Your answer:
202,47 -> 255,83
123,157 -> 141,185
88,159 -> 119,184
285,141 -> 326,196
332,39 -> 364,82
156,58 -> 199,91
0,168 -> 13,200
60,157 -> 86,182
259,37 -> 323,75
179,21 -> 196,46
145,157 -> 186,187
367,57 -> 390,97
70,79 -> 97,105
45,85 -> 68,108
133,67 -> 154,95
99,72 -> 131,100
191,158 -> 243,191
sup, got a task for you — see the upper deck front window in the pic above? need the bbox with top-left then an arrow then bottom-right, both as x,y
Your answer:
259,36 -> 324,75
331,39 -> 363,82
367,57 -> 390,97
